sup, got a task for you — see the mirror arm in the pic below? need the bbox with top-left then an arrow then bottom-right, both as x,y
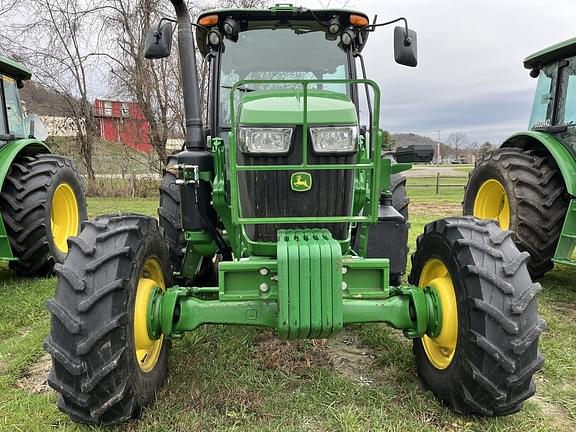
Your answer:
362,17 -> 412,46
153,16 -> 208,44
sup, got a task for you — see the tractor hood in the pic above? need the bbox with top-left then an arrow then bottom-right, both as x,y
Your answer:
238,90 -> 358,126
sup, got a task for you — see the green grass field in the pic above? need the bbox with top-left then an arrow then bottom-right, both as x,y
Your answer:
0,181 -> 575,431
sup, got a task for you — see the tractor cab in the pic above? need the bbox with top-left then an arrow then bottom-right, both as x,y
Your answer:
0,56 -> 48,145
0,57 -> 32,142
525,37 -> 576,158
194,6 -> 416,138
196,6 -> 370,134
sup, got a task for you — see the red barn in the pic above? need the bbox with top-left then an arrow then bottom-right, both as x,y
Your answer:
94,99 -> 151,153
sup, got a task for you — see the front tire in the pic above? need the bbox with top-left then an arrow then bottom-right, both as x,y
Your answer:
0,153 -> 87,275
45,215 -> 171,425
463,147 -> 569,278
409,216 -> 545,416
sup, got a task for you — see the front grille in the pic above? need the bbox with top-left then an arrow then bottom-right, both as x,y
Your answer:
237,126 -> 355,242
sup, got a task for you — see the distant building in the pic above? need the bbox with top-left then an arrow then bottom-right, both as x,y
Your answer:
94,99 -> 151,153
40,116 -> 81,137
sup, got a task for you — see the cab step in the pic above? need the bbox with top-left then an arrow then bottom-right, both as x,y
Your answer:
553,199 -> 576,267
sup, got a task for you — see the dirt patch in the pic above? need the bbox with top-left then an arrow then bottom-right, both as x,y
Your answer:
324,330 -> 376,386
251,329 -> 378,386
532,396 -> 575,432
410,201 -> 461,217
251,330 -> 332,373
15,353 -> 52,394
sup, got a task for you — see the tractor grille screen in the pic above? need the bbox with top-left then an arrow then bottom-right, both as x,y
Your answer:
237,127 -> 355,242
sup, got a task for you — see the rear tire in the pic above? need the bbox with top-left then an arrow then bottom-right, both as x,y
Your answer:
391,173 -> 409,219
45,215 -> 171,425
390,173 -> 409,286
0,153 -> 86,276
463,147 -> 569,278
158,163 -> 216,284
410,216 -> 545,415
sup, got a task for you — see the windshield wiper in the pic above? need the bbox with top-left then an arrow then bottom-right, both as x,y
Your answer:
221,85 -> 257,93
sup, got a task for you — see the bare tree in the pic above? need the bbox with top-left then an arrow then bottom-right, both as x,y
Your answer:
0,0 -> 18,17
447,132 -> 468,159
102,0 -> 181,169
1,0 -> 104,186
103,0 -> 271,168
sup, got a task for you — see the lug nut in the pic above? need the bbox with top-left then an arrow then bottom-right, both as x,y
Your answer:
342,267 -> 348,274
259,283 -> 270,293
342,281 -> 348,291
259,268 -> 269,276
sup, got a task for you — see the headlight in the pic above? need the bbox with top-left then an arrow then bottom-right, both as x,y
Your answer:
238,127 -> 293,154
310,126 -> 358,153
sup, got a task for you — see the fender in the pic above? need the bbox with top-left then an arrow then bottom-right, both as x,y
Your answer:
502,131 -> 576,196
0,139 -> 50,260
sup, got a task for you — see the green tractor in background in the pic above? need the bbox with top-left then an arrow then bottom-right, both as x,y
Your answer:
464,38 -> 576,278
45,1 -> 545,425
0,56 -> 86,276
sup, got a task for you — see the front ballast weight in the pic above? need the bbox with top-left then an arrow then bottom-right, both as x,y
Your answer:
147,228 -> 442,341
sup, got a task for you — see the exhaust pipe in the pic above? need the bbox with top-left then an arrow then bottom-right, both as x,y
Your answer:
170,0 -> 204,150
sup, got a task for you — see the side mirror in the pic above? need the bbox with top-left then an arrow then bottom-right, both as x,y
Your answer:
394,26 -> 418,67
144,20 -> 174,59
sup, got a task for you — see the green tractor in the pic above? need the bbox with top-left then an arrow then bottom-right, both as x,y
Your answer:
0,56 -> 86,276
45,1 -> 545,425
464,38 -> 576,278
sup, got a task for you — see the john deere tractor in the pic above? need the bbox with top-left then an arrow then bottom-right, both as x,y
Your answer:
0,56 -> 86,276
46,1 -> 545,425
464,38 -> 576,278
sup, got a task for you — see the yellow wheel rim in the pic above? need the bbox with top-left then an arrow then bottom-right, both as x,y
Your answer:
51,183 -> 79,253
473,179 -> 510,230
419,258 -> 458,370
134,258 -> 165,372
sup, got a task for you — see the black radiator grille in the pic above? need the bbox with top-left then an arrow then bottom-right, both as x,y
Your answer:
237,126 -> 355,242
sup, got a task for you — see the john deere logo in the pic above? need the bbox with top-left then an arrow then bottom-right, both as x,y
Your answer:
291,172 -> 312,192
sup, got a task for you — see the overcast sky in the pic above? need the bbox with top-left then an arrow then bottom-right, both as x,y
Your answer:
295,0 -> 576,144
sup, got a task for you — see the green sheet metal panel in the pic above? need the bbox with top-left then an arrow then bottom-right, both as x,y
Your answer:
0,56 -> 32,81
524,37 -> 576,70
554,199 -> 576,266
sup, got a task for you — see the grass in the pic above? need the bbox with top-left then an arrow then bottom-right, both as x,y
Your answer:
47,137 -> 158,176
0,179 -> 575,431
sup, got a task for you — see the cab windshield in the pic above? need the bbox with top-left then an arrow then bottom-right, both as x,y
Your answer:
529,64 -> 556,129
219,27 -> 350,126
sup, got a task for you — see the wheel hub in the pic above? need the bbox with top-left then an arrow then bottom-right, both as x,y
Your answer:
51,183 -> 79,253
134,258 -> 165,372
419,258 -> 458,370
473,179 -> 510,230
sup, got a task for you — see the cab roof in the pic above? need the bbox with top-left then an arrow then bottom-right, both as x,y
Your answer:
0,55 -> 32,81
524,37 -> 576,70
196,4 -> 370,57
